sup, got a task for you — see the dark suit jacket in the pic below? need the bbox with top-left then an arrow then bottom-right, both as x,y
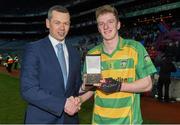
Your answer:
20,37 -> 82,124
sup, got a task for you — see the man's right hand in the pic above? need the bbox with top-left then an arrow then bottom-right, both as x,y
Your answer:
64,96 -> 81,116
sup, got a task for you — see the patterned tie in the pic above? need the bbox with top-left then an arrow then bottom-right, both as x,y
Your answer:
56,43 -> 67,88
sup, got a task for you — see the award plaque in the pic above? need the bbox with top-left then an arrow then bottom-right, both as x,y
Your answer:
85,54 -> 101,85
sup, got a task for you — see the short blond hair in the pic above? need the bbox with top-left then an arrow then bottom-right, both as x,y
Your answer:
95,5 -> 119,21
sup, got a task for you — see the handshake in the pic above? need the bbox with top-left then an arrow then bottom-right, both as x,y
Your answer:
64,96 -> 81,116
64,78 -> 122,116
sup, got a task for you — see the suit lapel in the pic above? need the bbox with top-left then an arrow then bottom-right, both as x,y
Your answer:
65,41 -> 73,91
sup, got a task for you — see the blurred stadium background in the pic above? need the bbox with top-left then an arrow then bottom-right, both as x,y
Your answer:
0,0 -> 180,123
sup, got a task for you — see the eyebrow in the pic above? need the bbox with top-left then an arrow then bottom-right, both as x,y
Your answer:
98,19 -> 115,23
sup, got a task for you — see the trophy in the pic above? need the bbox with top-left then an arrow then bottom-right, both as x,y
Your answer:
85,54 -> 101,85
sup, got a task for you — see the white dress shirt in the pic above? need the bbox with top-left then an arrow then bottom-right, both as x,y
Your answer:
48,35 -> 69,76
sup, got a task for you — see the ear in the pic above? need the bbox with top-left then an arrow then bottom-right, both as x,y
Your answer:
46,18 -> 50,29
97,23 -> 102,34
117,21 -> 121,30
97,26 -> 101,34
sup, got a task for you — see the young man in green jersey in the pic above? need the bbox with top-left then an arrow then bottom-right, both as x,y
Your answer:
78,4 -> 157,124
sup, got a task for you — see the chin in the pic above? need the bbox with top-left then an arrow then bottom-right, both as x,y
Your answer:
104,36 -> 113,41
58,37 -> 65,41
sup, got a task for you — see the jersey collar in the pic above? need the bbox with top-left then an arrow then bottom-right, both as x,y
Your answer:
101,36 -> 123,57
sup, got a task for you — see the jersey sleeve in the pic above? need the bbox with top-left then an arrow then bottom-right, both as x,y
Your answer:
135,43 -> 157,80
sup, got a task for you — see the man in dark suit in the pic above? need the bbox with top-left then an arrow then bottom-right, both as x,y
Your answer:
20,5 -> 82,124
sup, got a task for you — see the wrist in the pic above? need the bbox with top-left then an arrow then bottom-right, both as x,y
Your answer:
80,85 -> 86,92
78,96 -> 83,104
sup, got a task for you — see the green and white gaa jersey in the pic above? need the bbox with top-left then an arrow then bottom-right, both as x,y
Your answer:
86,37 -> 157,124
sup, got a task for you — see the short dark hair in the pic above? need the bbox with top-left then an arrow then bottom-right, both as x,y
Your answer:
47,5 -> 69,20
96,4 -> 119,21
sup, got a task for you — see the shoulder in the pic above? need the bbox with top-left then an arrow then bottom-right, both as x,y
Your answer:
25,37 -> 49,49
123,38 -> 146,52
66,42 -> 77,51
66,42 -> 81,57
23,37 -> 49,55
88,43 -> 102,54
123,38 -> 143,48
26,37 -> 48,47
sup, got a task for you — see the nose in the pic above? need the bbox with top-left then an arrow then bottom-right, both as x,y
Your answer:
103,23 -> 109,30
59,23 -> 65,30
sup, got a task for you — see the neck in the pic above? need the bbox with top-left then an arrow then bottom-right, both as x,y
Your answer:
103,35 -> 119,54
